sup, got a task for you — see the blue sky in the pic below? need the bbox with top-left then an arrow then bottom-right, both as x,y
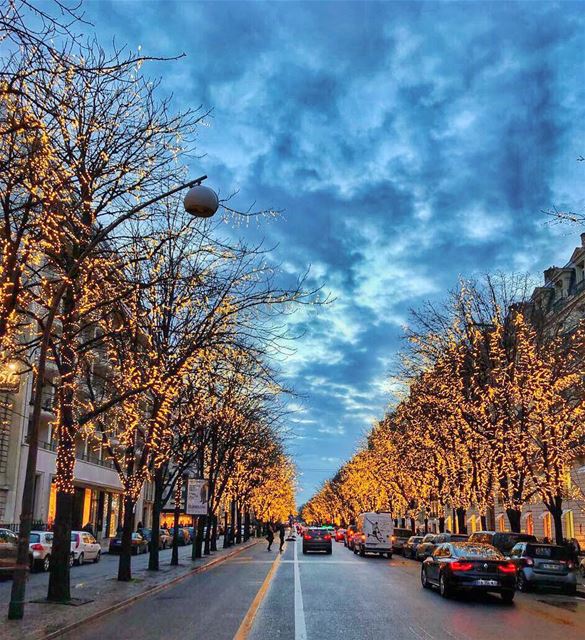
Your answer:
83,0 -> 585,505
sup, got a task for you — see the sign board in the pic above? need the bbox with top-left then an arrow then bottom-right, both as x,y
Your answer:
0,364 -> 20,392
186,478 -> 209,516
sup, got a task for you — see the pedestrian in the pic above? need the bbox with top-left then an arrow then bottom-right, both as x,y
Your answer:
278,522 -> 286,553
136,521 -> 143,532
266,523 -> 274,552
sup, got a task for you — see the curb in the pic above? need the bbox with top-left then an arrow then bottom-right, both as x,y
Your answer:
40,539 -> 259,640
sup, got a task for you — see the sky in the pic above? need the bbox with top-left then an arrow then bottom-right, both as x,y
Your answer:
81,0 -> 585,505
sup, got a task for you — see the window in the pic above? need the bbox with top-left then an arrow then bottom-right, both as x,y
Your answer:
543,512 -> 552,540
525,512 -> 534,536
564,510 -> 575,539
497,514 -> 506,532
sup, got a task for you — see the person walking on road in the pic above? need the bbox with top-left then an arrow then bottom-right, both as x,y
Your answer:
266,523 -> 275,552
278,522 -> 286,553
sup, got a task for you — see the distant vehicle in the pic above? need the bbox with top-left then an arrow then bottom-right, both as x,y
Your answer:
416,534 -> 440,561
403,536 -> 424,559
302,527 -> 332,554
421,542 -> 516,603
29,530 -> 54,572
353,512 -> 393,558
391,527 -> 413,554
334,528 -> 346,542
109,532 -> 148,555
0,528 -> 18,575
71,531 -> 101,565
139,527 -> 171,550
509,543 -> 577,595
169,527 -> 191,546
344,526 -> 357,548
468,531 -> 537,555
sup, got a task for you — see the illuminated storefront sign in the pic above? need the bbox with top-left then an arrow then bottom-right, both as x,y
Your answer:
0,363 -> 20,392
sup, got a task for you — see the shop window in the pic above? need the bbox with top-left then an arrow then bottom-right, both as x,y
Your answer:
564,510 -> 575,539
525,512 -> 534,536
543,512 -> 552,540
497,514 -> 506,532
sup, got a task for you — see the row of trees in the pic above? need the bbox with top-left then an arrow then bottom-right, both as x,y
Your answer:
303,275 -> 585,545
1,1 -> 299,617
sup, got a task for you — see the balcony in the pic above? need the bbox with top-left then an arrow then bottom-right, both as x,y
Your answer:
26,437 -> 115,469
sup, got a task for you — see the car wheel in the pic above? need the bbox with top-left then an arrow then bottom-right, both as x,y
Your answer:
439,572 -> 452,598
69,553 -> 75,568
501,590 -> 515,604
517,571 -> 530,592
302,548 -> 307,554
386,552 -> 392,559
42,555 -> 51,572
76,552 -> 84,566
93,551 -> 101,563
29,556 -> 34,572
326,548 -> 332,555
421,567 -> 431,589
563,584 -> 577,596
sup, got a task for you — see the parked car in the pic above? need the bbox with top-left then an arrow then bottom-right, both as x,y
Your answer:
169,527 -> 191,546
392,527 -> 414,554
421,542 -> 516,603
71,531 -> 101,564
29,530 -> 54,572
580,556 -> 585,579
0,528 -> 18,575
468,531 -> 537,555
509,542 -> 577,595
334,528 -> 346,542
302,527 -> 332,554
354,512 -> 393,558
109,532 -> 148,555
416,534 -> 440,561
403,536 -> 424,559
350,531 -> 363,553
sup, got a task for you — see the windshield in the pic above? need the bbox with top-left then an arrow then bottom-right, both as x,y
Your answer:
29,533 -> 40,543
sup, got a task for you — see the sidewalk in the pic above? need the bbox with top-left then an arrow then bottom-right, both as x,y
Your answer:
1,538 -> 259,640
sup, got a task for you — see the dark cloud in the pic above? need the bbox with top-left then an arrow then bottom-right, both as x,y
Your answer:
88,0 -> 585,504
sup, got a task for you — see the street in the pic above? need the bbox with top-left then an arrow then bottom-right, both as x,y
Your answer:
62,537 -> 585,640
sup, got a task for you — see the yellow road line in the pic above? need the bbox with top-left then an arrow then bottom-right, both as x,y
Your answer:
233,545 -> 284,640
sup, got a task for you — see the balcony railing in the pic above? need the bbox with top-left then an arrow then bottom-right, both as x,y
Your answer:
26,437 -> 115,469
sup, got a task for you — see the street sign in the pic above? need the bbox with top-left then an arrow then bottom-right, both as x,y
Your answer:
186,478 -> 209,515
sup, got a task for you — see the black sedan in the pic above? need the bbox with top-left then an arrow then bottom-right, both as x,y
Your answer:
302,527 -> 332,554
421,542 -> 516,603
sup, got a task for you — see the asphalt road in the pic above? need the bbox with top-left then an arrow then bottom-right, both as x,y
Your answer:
62,537 -> 585,640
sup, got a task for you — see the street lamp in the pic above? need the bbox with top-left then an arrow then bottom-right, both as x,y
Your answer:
8,173 -> 219,620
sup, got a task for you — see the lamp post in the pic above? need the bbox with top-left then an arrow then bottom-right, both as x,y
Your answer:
8,176 -> 218,620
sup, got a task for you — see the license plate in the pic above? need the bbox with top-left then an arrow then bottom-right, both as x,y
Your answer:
475,579 -> 498,586
542,563 -> 558,570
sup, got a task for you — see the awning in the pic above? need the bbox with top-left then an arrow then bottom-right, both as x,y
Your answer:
521,511 -> 532,522
562,509 -> 573,517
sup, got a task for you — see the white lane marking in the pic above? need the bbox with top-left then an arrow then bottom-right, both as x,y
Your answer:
294,540 -> 308,640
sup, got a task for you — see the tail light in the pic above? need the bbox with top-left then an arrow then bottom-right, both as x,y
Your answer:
450,561 -> 474,571
31,543 -> 44,551
303,534 -> 311,540
361,534 -> 366,542
324,535 -> 331,541
524,557 -> 534,566
565,560 -> 574,569
498,562 -> 516,574
391,535 -> 396,542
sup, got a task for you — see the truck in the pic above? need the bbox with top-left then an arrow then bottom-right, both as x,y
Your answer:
354,512 -> 393,558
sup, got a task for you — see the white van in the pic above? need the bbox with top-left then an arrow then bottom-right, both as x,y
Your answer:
354,512 -> 393,558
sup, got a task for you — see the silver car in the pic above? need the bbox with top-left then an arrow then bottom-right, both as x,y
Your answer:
0,528 -> 18,575
510,542 -> 577,595
29,530 -> 54,572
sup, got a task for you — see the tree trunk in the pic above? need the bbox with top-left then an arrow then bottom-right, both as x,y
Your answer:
47,490 -> 74,602
211,516 -> 218,551
231,500 -> 237,544
480,514 -> 488,530
400,518 -> 406,528
506,507 -> 521,533
236,504 -> 242,544
204,513 -> 212,555
549,496 -> 564,545
148,468 -> 164,571
456,508 -> 467,534
170,501 -> 181,566
424,517 -> 428,534
223,510 -> 230,548
196,514 -> 205,557
438,516 -> 445,534
244,511 -> 251,541
117,494 -> 135,581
